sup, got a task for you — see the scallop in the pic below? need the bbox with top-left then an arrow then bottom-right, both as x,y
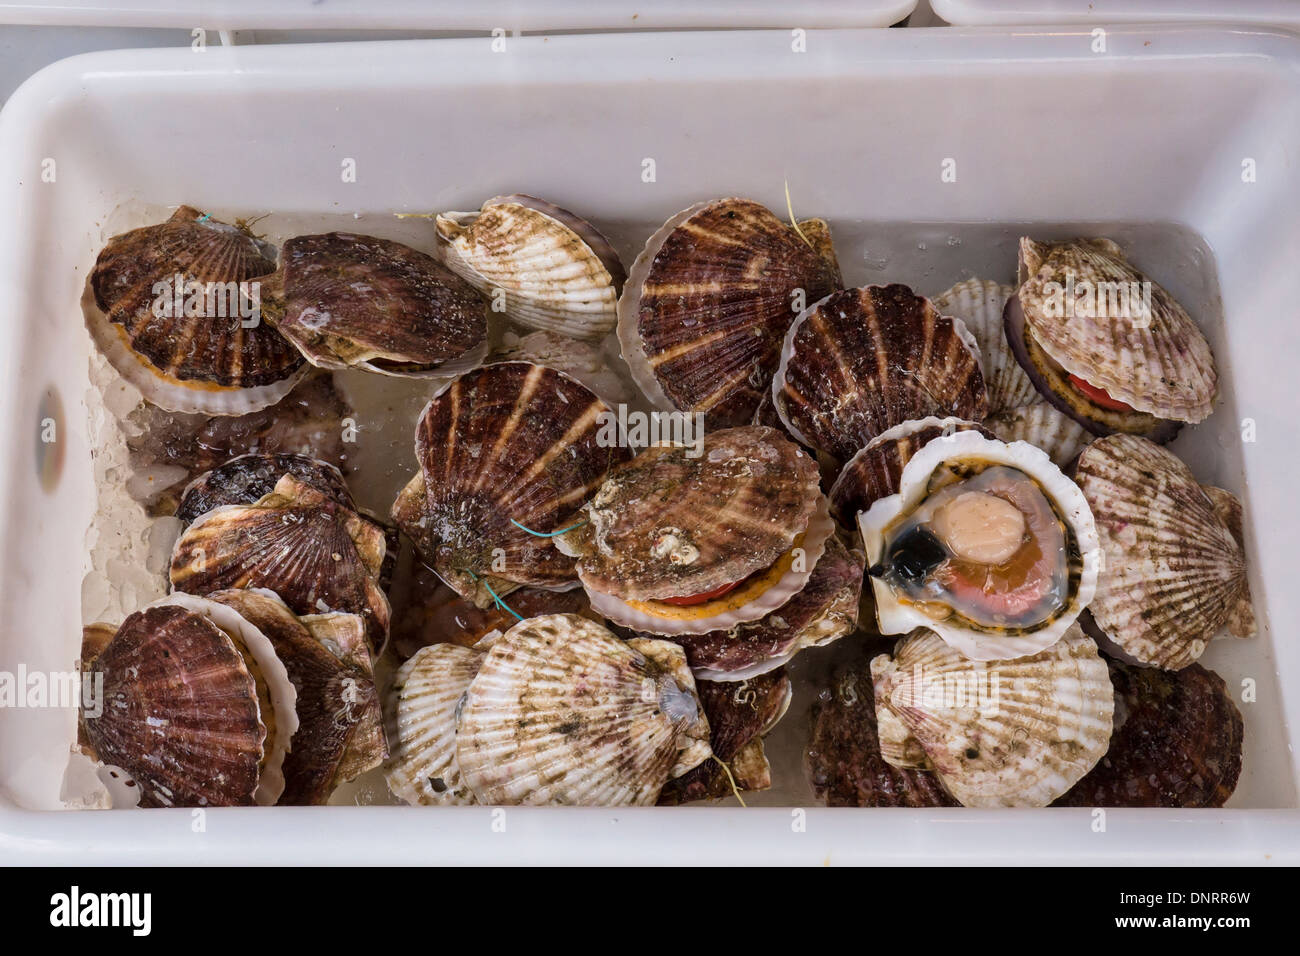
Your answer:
493,329 -> 634,406
267,231 -> 488,377
175,453 -> 354,524
1073,435 -> 1250,669
773,285 -> 989,465
618,198 -> 842,428
391,362 -> 630,607
170,474 -> 391,648
435,195 -> 624,341
871,625 -> 1114,807
859,429 -> 1099,662
1200,485 -> 1257,639
85,206 -> 306,415
1005,237 -> 1217,440
933,278 -> 1038,415
556,426 -> 833,636
79,593 -> 298,807
456,614 -> 712,806
983,402 -> 1091,470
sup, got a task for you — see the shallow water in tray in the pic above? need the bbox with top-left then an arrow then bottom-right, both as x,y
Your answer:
86,202 -> 1289,809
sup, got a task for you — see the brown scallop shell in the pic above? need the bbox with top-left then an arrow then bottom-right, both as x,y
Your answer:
557,425 -> 821,602
773,285 -> 989,464
176,453 -> 354,524
806,640 -> 960,808
828,416 -> 992,526
170,474 -> 391,647
268,232 -> 488,376
1200,485 -> 1257,639
618,198 -> 842,428
1054,658 -> 1243,808
86,206 -> 306,415
393,362 -> 630,607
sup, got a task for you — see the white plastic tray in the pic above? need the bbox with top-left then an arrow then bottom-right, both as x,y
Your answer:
0,26 -> 1297,864
933,0 -> 1300,27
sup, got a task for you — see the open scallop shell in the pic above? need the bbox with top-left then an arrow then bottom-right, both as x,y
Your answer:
435,195 -> 624,341
934,278 -> 1037,415
456,614 -> 712,806
392,362 -> 629,607
268,231 -> 488,377
983,403 -> 1091,470
1073,435 -> 1250,669
774,285 -> 989,464
871,625 -> 1113,807
618,198 -> 842,428
85,206 -> 306,415
859,430 -> 1099,661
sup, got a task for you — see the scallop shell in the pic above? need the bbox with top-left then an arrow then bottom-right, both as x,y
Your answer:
829,417 -> 993,526
660,532 -> 864,681
171,474 -> 391,647
85,206 -> 306,415
392,362 -> 629,607
1055,657 -> 1243,807
871,625 -> 1114,807
493,329 -> 633,406
435,195 -> 624,341
983,402 -> 1091,470
385,643 -> 483,806
176,453 -> 354,524
80,594 -> 299,807
556,426 -> 832,635
859,430 -> 1100,661
1012,237 -> 1218,428
618,198 -> 842,428
806,641 -> 960,808
657,669 -> 792,805
205,589 -> 384,806
269,232 -> 488,377
456,614 -> 712,806
1200,485 -> 1257,639
933,278 -> 1037,415
773,285 -> 989,464
1073,435 -> 1249,669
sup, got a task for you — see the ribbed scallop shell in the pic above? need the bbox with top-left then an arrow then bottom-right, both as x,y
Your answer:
983,403 -> 1091,470
1016,238 -> 1218,423
393,362 -> 629,607
456,614 -> 711,806
205,589 -> 384,806
828,417 -> 992,526
774,285 -> 989,464
1200,485 -> 1257,639
618,198 -> 842,427
494,329 -> 633,406
176,453 -> 354,524
271,232 -> 488,376
934,278 -> 1037,415
1073,435 -> 1249,669
85,206 -> 306,415
1055,658 -> 1243,807
385,643 -> 483,806
436,195 -> 624,341
871,625 -> 1114,807
171,474 -> 391,647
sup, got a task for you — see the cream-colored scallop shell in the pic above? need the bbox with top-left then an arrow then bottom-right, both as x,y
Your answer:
456,614 -> 711,806
871,624 -> 1113,807
984,402 -> 1092,469
934,278 -> 1038,415
1200,485 -> 1257,639
385,643 -> 483,806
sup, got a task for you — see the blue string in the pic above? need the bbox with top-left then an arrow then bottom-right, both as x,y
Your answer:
510,517 -> 588,538
465,569 -> 524,621
196,212 -> 212,223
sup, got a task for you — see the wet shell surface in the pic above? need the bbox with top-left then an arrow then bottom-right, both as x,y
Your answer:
618,198 -> 842,428
80,594 -> 298,807
1008,237 -> 1217,436
806,641 -> 960,808
175,453 -> 354,524
86,206 -> 306,415
933,278 -> 1037,415
270,232 -> 488,377
385,643 -> 483,806
871,625 -> 1114,807
859,430 -> 1099,661
170,474 -> 391,647
392,362 -> 629,606
774,285 -> 989,464
1055,657 -> 1242,808
456,614 -> 712,806
435,195 -> 624,341
494,329 -> 633,406
829,417 -> 993,527
1073,435 -> 1250,669
983,402 -> 1091,470
556,426 -> 831,635
205,589 -> 384,806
